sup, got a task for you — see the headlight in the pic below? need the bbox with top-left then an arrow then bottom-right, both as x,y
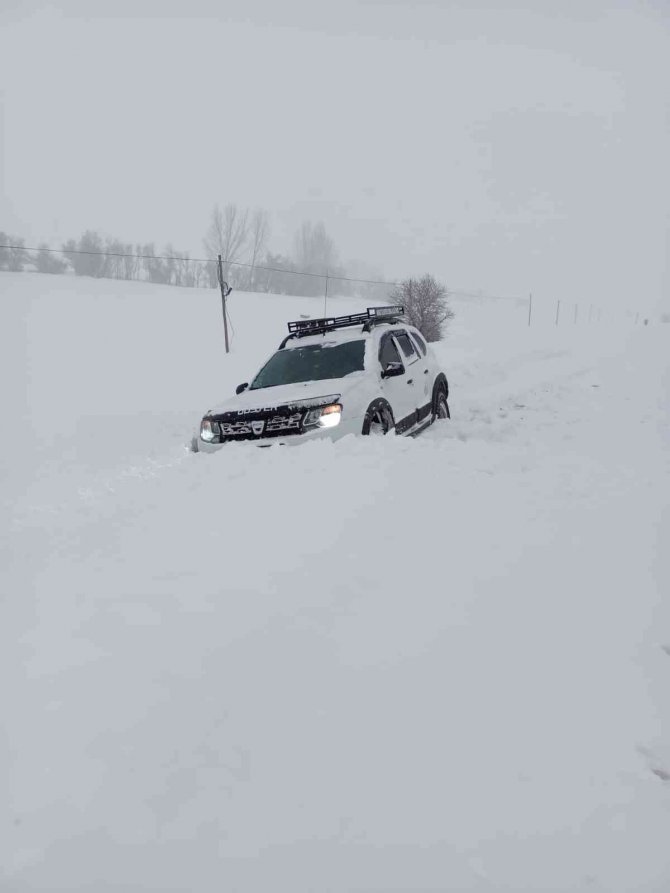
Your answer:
303,403 -> 342,429
200,418 -> 219,442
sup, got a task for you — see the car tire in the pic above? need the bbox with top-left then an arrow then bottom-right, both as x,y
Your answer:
433,388 -> 450,421
362,400 -> 395,435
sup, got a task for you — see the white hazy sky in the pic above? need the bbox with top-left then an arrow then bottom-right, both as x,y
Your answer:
1,0 -> 668,309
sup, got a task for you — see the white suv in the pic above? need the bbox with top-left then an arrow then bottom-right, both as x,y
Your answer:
195,306 -> 449,451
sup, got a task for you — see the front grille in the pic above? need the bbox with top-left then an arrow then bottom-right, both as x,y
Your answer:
213,408 -> 306,442
208,394 -> 340,443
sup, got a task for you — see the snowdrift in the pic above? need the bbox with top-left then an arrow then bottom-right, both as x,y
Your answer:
1,272 -> 668,893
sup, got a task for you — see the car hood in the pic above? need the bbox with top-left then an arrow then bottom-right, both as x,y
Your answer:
208,374 -> 366,416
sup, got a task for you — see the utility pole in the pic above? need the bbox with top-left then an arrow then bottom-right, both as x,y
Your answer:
528,292 -> 532,327
217,254 -> 232,353
323,272 -> 329,317
555,299 -> 561,326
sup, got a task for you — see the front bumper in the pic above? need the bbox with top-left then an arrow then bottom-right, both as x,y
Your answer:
197,414 -> 363,452
198,394 -> 354,452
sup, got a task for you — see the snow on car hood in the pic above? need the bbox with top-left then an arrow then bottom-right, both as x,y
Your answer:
208,373 -> 367,416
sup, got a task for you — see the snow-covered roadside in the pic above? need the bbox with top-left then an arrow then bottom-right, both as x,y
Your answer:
1,273 -> 668,892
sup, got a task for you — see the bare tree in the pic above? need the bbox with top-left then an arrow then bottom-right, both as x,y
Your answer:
203,203 -> 249,281
167,247 -> 195,288
256,251 -> 293,294
141,243 -> 172,284
389,274 -> 454,342
120,243 -> 139,280
36,243 -> 66,274
0,233 -> 26,271
100,237 -> 126,279
293,220 -> 337,274
246,208 -> 270,291
291,220 -> 340,296
63,231 -> 105,277
0,232 -> 7,270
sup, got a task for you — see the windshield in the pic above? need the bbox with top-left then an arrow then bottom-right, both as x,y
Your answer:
250,340 -> 365,390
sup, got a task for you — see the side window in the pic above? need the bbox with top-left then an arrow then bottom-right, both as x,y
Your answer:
411,331 -> 427,356
379,335 -> 403,370
395,331 -> 419,364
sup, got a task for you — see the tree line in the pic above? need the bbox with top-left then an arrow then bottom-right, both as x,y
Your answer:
0,230 -> 208,287
1,207 -> 454,340
0,206 -> 385,299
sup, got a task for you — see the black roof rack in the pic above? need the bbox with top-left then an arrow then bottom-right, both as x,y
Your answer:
361,305 -> 406,332
281,305 -> 405,346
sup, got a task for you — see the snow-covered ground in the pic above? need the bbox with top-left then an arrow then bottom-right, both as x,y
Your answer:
1,272 -> 668,892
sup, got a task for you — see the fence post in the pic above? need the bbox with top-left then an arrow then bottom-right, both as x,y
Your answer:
528,292 -> 532,327
555,299 -> 561,326
217,254 -> 231,353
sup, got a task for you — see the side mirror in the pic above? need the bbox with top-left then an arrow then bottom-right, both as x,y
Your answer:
235,382 -> 249,395
381,362 -> 404,379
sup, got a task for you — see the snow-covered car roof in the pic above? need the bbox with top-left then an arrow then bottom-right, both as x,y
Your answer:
283,326 -> 374,349
281,306 -> 410,350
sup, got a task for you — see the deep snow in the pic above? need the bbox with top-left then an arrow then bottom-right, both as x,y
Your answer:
1,272 -> 668,892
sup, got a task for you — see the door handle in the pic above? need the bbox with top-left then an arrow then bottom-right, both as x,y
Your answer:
423,369 -> 429,374
407,379 -> 414,385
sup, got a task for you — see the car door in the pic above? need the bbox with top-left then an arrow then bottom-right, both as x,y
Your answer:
407,329 -> 435,425
392,330 -> 424,430
378,331 -> 418,433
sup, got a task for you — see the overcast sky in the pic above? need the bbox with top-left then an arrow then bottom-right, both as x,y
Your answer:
1,0 -> 668,310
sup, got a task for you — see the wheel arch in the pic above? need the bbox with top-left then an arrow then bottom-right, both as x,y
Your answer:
362,397 -> 395,435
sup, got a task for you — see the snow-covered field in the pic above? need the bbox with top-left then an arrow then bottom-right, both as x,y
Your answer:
1,272 -> 668,892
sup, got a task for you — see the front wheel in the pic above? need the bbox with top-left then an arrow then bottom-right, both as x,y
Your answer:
434,389 -> 450,421
362,401 -> 395,435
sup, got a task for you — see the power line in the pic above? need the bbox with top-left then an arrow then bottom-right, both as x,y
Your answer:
0,242 -> 526,301
0,243 -> 395,288
1,243 -> 208,264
